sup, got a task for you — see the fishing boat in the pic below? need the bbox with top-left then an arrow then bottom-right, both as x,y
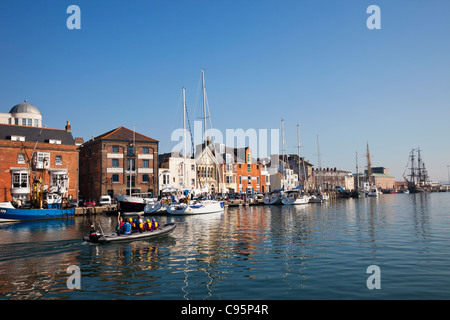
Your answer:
281,190 -> 309,205
0,206 -> 74,222
83,223 -> 176,244
368,186 -> 379,197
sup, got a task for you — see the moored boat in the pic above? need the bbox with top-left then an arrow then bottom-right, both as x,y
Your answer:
117,194 -> 156,212
83,223 -> 176,244
0,206 -> 74,222
263,191 -> 283,205
166,200 -> 224,215
281,190 -> 309,205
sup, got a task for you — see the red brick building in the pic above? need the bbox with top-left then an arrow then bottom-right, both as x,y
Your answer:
234,147 -> 266,194
78,126 -> 158,202
0,122 -> 79,203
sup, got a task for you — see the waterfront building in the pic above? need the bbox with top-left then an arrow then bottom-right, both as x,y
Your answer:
286,154 -> 314,190
78,126 -> 158,202
158,152 -> 196,192
360,167 -> 395,190
0,100 -> 43,127
233,147 -> 266,194
313,167 -> 352,191
0,102 -> 78,202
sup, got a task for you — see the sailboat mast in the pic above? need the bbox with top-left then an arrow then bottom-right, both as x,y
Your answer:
183,87 -> 187,188
317,135 -> 322,189
297,123 -> 301,189
356,151 -> 360,191
202,69 -> 208,189
281,119 -> 285,189
366,143 -> 372,186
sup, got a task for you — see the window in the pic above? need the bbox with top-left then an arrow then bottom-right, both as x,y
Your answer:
247,164 -> 251,173
17,154 -> 26,164
127,176 -> 136,187
191,164 -> 195,170
11,135 -> 25,141
49,139 -> 62,144
143,147 -> 149,154
247,153 -> 250,162
226,175 -> 233,184
143,159 -> 149,168
112,174 -> 119,182
27,119 -> 32,126
22,119 -> 26,126
239,176 -> 242,184
55,155 -> 62,165
162,173 -> 170,185
127,146 -> 134,156
12,172 -> 28,188
36,152 -> 50,169
112,146 -> 119,153
15,118 -> 19,125
34,119 -> 38,127
142,174 -> 149,182
127,158 -> 135,171
112,159 -> 119,167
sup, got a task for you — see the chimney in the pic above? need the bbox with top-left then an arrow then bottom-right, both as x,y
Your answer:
65,121 -> 71,132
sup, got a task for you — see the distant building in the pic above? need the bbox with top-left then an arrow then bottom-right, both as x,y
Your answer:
158,152 -> 196,192
361,167 -> 395,190
78,126 -> 158,202
313,168 -> 352,191
0,101 -> 78,202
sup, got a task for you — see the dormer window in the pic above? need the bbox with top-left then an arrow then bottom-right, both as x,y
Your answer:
11,135 -> 25,141
49,139 -> 62,144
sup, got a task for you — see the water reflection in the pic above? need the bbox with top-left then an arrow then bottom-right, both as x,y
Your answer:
1,193 -> 450,299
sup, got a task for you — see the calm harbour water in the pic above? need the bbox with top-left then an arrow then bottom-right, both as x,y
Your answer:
1,192 -> 450,300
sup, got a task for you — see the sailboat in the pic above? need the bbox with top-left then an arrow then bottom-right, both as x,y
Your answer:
282,123 -> 309,205
403,147 -> 431,193
364,143 -> 379,197
309,135 -> 329,203
264,119 -> 288,205
167,70 -> 224,215
352,152 -> 366,198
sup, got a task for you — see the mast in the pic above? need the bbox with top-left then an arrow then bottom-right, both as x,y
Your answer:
297,123 -> 307,191
356,152 -> 360,191
281,119 -> 285,189
365,142 -> 372,186
202,69 -> 208,190
317,135 -> 322,189
183,87 -> 187,188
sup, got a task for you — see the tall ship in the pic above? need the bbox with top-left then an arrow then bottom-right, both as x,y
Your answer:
403,148 -> 431,193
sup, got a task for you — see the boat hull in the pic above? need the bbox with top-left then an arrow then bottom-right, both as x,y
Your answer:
117,195 -> 155,212
281,196 -> 309,205
144,201 -> 168,214
167,201 -> 224,215
83,223 -> 176,244
263,197 -> 282,205
0,207 -> 75,222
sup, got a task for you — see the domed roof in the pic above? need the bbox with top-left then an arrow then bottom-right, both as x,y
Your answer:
9,100 -> 42,115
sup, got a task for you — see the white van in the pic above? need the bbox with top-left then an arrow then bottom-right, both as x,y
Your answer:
99,195 -> 112,206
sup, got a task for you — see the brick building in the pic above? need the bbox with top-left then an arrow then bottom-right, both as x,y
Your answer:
78,126 -> 158,202
0,122 -> 79,203
228,147 -> 266,194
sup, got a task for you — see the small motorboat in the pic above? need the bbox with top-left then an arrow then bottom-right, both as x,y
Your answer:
83,223 -> 176,244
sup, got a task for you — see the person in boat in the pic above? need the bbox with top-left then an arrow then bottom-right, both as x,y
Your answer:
116,212 -> 124,233
138,217 -> 145,233
151,218 -> 159,230
144,219 -> 151,231
122,218 -> 132,235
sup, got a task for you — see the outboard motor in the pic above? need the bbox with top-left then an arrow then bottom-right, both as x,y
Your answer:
88,228 -> 102,243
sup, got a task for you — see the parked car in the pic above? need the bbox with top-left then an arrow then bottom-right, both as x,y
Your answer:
99,195 -> 112,206
83,200 -> 96,207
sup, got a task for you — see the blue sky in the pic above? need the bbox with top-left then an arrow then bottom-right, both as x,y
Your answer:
1,0 -> 450,182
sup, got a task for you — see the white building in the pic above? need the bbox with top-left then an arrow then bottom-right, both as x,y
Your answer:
158,152 -> 196,193
0,101 -> 43,127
